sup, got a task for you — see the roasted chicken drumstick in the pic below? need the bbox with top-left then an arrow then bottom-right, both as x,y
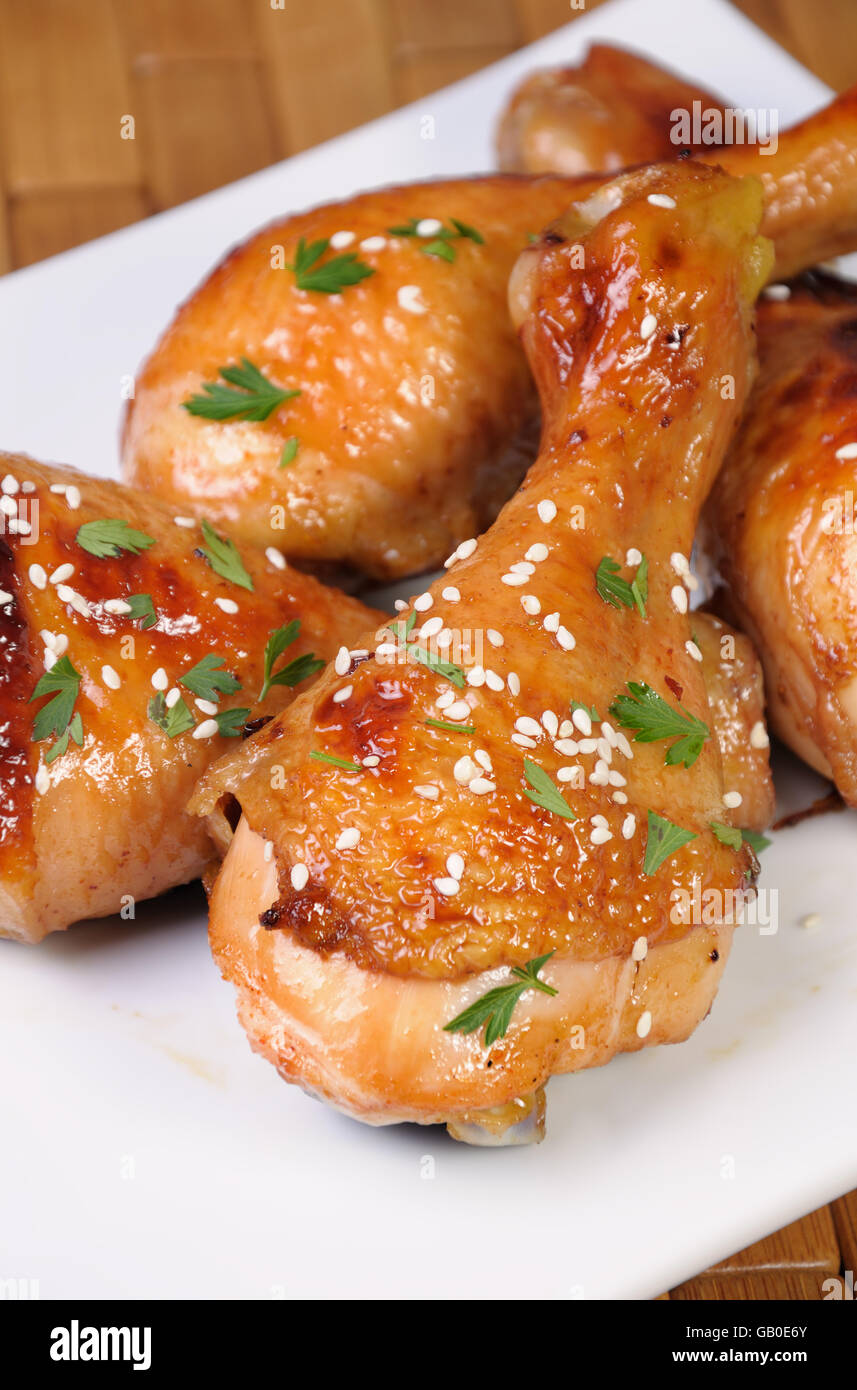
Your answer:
193,162 -> 772,1142
0,455 -> 379,943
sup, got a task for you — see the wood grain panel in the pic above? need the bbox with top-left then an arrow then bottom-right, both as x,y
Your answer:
9,187 -> 150,268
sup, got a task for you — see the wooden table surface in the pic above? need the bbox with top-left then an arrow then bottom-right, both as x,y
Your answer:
1,0 -> 855,1300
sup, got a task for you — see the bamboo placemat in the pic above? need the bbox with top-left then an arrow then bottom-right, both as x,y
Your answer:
0,0 -> 854,1300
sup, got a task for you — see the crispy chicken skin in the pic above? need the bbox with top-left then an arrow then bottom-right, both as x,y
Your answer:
694,612 -> 773,832
193,163 -> 772,1134
497,43 -> 727,177
705,273 -> 857,804
121,176 -> 580,583
0,455 -> 380,943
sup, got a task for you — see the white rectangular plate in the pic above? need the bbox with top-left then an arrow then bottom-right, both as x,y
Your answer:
1,0 -> 855,1300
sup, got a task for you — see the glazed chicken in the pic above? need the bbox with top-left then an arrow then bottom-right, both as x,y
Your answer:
497,42 -> 726,177
192,162 -> 772,1142
122,84 -> 857,583
706,272 -> 857,804
0,455 -> 379,943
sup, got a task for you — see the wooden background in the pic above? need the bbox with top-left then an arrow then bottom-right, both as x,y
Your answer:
0,0 -> 855,1299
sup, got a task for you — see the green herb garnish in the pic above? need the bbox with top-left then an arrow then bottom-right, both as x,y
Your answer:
710,821 -> 771,854
742,828 -> 771,854
198,519 -> 254,591
214,707 -> 251,738
279,436 -> 299,467
287,237 -> 375,294
408,644 -> 466,687
643,810 -> 698,875
44,711 -> 83,765
180,654 -> 241,703
148,692 -> 195,739
126,593 -> 158,629
388,217 -> 484,263
522,758 -> 576,820
75,519 -> 156,559
258,622 -> 323,701
30,656 -> 82,752
424,718 -> 475,734
570,700 -> 599,721
310,750 -> 362,773
444,952 -> 557,1046
608,681 -> 709,768
595,553 -> 648,617
183,358 -> 300,422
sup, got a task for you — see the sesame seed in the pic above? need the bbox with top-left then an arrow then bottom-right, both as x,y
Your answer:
414,784 -> 439,800
104,599 -> 132,615
537,499 -> 557,523
101,665 -> 121,690
0,590 -> 12,605
330,230 -> 355,249
436,629 -> 453,649
49,483 -> 67,495
151,667 -> 168,691
632,933 -> 647,959
436,690 -> 455,710
541,711 -> 558,738
21,481 -> 35,493
336,828 -> 361,851
441,586 -> 460,603
511,733 -> 537,748
556,766 -> 579,783
615,733 -> 634,759
589,763 -> 609,787
623,815 -> 637,841
508,672 -> 520,696
52,634 -> 68,656
670,552 -> 690,575
1,475 -> 19,494
454,755 -> 478,784
165,687 -> 181,709
647,193 -> 676,209
558,720 -> 574,739
578,738 -> 598,754
640,313 -> 657,340
8,519 -> 31,535
800,912 -> 821,930
474,750 -> 492,772
416,218 -> 443,237
65,485 -> 81,510
608,770 -> 627,787
332,685 -> 353,704
750,720 -> 769,749
501,572 -> 527,586
459,538 -> 478,560
591,826 -> 612,845
375,642 -> 397,659
193,719 -> 219,740
446,852 -> 465,880
685,640 -> 703,662
515,716 -> 541,739
290,863 -> 309,891
835,442 -> 857,460
525,543 -> 548,563
723,790 -> 742,809
195,698 -> 218,715
670,584 -> 688,614
543,612 -> 560,633
762,283 -> 791,301
28,564 -> 47,590
361,235 -> 386,253
444,701 -> 471,722
571,708 -> 592,737
636,1011 -> 652,1039
420,616 -> 443,639
466,666 -> 486,687
0,496 -> 15,517
43,650 -> 57,671
612,791 -> 628,805
468,777 -> 495,794
173,516 -> 196,528
413,591 -> 433,612
510,561 -> 535,576
265,546 -> 286,570
61,587 -> 91,617
601,721 -> 617,744
264,841 -> 274,862
486,629 -> 503,647
35,764 -> 51,795
554,738 -> 578,756
398,284 -> 426,315
362,755 -> 380,767
334,646 -> 350,676
556,626 -> 575,650
215,597 -> 239,615
434,876 -> 460,897
49,563 -> 74,584
521,594 -> 540,615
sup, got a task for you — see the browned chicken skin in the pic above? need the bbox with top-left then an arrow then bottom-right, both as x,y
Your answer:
497,43 -> 727,177
123,83 -> 857,585
0,455 -> 380,943
193,163 -> 772,1136
706,273 -> 857,804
